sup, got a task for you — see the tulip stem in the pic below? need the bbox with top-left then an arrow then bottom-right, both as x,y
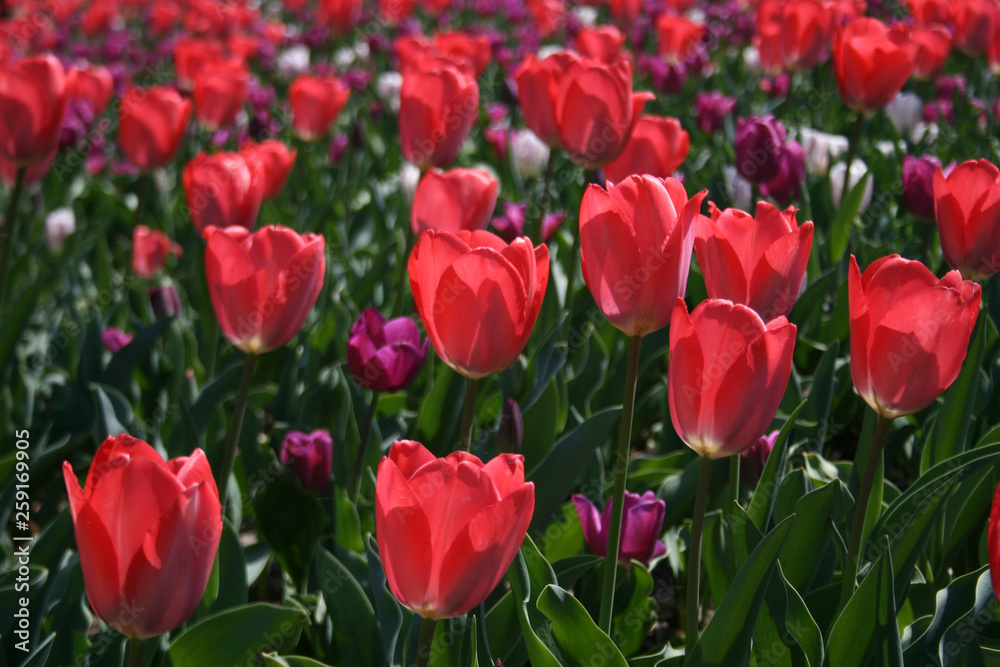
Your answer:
729,453 -> 740,571
458,377 -> 480,452
534,151 -> 556,244
838,114 -> 865,215
415,616 -> 436,667
685,456 -> 715,656
838,412 -> 891,611
0,166 -> 27,316
393,225 -> 415,317
217,353 -> 258,513
126,637 -> 148,667
597,334 -> 643,634
349,391 -> 380,503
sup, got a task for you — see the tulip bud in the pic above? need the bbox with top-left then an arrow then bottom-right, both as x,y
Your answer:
884,92 -> 923,138
280,429 -> 334,494
347,308 -> 428,392
694,91 -> 735,134
149,285 -> 182,319
740,430 -> 778,488
735,115 -> 787,183
797,127 -> 848,177
101,327 -> 133,352
902,155 -> 940,220
572,491 -> 667,564
830,159 -> 873,213
45,207 -> 75,253
491,201 -> 527,242
510,129 -> 550,179
496,398 -> 523,454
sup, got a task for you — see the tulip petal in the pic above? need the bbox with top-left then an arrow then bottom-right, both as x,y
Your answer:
571,494 -> 605,556
70,497 -> 126,635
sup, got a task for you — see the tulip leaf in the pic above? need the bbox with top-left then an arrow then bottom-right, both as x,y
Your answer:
827,537 -> 902,667
255,471 -> 325,591
611,562 -> 655,657
523,314 -> 569,412
507,536 -> 563,667
17,633 -> 54,667
366,534 -> 403,664
936,569 -> 996,667
76,314 -> 104,386
316,546 -> 384,666
167,361 -> 243,453
427,616 -> 477,667
89,382 -> 134,440
202,522 -> 248,615
483,591 -> 523,666
536,584 -> 629,667
527,405 -> 622,534
262,656 -> 331,667
685,514 -> 794,667
779,479 -> 841,591
828,170 -> 870,265
922,310 -> 987,473
0,276 -> 45,373
938,464 -> 993,575
100,316 -> 175,394
167,603 -> 309,666
747,401 -> 807,532
798,340 -> 839,447
901,565 -> 991,664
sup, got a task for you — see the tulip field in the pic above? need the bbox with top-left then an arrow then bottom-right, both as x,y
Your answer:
6,0 -> 1000,664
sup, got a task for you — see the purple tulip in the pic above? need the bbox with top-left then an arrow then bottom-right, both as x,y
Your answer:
695,91 -> 736,134
902,155 -> 941,220
149,286 -> 182,319
280,429 -> 333,494
347,308 -> 428,392
496,398 -> 523,454
735,115 -> 787,183
101,327 -> 133,353
572,491 -> 667,565
491,201 -> 528,242
759,140 -> 805,205
741,430 -> 778,488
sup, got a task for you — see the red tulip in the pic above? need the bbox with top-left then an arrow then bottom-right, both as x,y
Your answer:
379,0 -> 416,23
514,51 -> 580,148
527,0 -> 567,37
759,0 -> 835,72
72,64 -> 114,116
933,159 -> 1000,281
952,0 -> 1000,55
399,63 -> 479,170
668,298 -> 797,458
183,151 -> 265,232
408,230 -> 548,378
395,35 -> 479,80
0,147 -> 57,187
989,478 -> 1000,605
173,38 -> 226,91
375,440 -> 533,619
694,201 -> 813,319
204,225 -> 326,354
579,175 -> 705,337
555,58 -> 652,170
319,0 -> 363,35
910,25 -> 952,80
604,115 -> 690,184
132,225 -> 182,279
849,254 -> 981,418
62,434 -> 221,639
610,0 -> 641,23
193,59 -> 249,131
908,0 -> 951,25
833,18 -> 914,114
574,25 -> 628,64
239,140 -> 297,200
655,14 -> 705,63
433,31 -> 492,77
119,87 -> 192,172
289,74 -> 351,142
0,54 -> 76,166
411,167 -> 499,235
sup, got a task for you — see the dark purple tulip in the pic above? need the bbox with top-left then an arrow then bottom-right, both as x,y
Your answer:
329,133 -> 349,164
347,308 -> 428,392
101,327 -> 133,353
572,490 -> 667,565
736,115 -> 787,183
741,429 -> 778,488
496,398 -> 523,454
541,211 -> 566,243
280,429 -> 333,494
759,140 -> 805,205
149,285 -> 182,319
902,155 -> 941,220
694,91 -> 736,134
491,201 -> 527,242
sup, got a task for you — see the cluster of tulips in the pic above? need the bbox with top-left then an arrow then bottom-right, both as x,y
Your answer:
5,0 -> 1000,663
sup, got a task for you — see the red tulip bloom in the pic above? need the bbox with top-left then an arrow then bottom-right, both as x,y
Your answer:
72,64 -> 114,116
910,25 -> 952,80
132,225 -> 182,279
183,151 -> 265,232
655,14 -> 705,63
694,201 -> 813,319
174,38 -> 226,91
833,18 -> 914,114
239,140 -> 297,200
527,0 -> 567,37
409,230 -> 548,379
933,160 -> 1000,281
0,54 -> 76,166
604,115 -> 690,184
399,63 -> 479,170
63,434 -> 221,639
319,0 -> 363,35
433,31 -> 492,77
579,175 -> 705,337
952,0 -> 1000,55
555,58 -> 652,170
758,0 -> 834,72
119,87 -> 192,172
989,479 -> 1000,605
574,25 -> 628,64
0,147 -> 57,187
204,225 -> 326,354
849,254 -> 981,418
411,167 -> 499,235
375,440 -> 534,619
193,59 -> 249,131
379,0 -> 416,23
668,299 -> 797,458
908,0 -> 951,25
514,51 -> 580,148
289,74 -> 351,142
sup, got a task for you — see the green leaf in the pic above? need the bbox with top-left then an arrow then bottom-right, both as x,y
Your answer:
922,311 -> 987,473
536,584 -> 629,667
506,536 -> 563,667
366,534 -> 403,663
100,317 -> 175,393
828,538 -> 902,667
262,656 -> 332,667
0,277 -> 45,372
779,479 -> 840,591
527,406 -> 621,533
685,514 -> 795,666
829,170 -> 870,264
316,546 -> 384,666
202,522 -> 248,615
167,361 -> 242,453
167,603 -> 308,666
523,314 -> 569,411
901,565 -> 990,664
611,563 -> 655,657
747,401 -> 807,532
255,470 -> 325,590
